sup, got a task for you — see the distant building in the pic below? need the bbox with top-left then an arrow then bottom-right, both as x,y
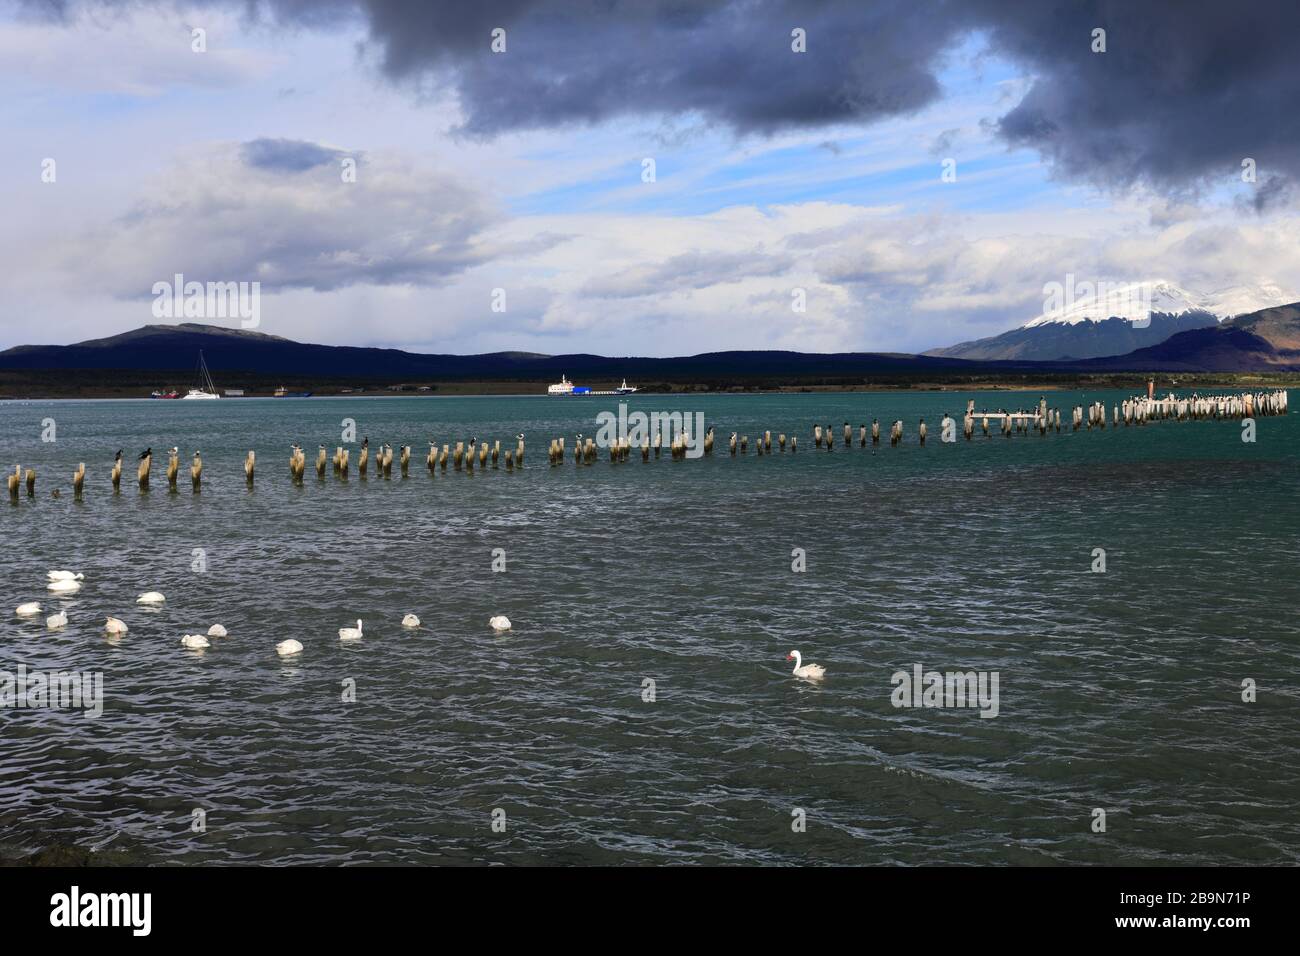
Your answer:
224,388 -> 245,396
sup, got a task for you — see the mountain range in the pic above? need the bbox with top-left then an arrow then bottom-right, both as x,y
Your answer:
0,323 -> 988,387
927,281 -> 1294,362
1077,302 -> 1300,371
1,298 -> 1298,394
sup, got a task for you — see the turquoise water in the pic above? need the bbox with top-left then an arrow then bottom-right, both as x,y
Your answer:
2,390 -> 1298,865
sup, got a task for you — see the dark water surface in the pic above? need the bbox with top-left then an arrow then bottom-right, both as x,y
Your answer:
2,391 -> 1297,865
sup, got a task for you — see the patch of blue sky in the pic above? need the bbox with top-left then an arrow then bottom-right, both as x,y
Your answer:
507,34 -> 1048,218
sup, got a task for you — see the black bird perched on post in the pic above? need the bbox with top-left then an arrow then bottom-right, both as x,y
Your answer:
138,447 -> 151,460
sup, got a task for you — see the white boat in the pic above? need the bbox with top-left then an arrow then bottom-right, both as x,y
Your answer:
547,374 -> 636,397
182,350 -> 221,400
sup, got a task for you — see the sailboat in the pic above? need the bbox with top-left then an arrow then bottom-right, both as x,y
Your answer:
182,350 -> 221,400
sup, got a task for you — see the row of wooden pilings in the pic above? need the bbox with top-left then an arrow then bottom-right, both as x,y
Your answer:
548,427 -> 712,464
6,434 -> 527,498
7,446 -> 219,499
322,435 -> 528,476
7,388 -> 1290,498
1064,388 -> 1290,430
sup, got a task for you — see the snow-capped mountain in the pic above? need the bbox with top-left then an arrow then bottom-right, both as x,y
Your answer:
1024,280 -> 1289,328
930,280 -> 1295,361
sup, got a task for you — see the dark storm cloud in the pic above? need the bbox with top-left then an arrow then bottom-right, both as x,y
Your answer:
339,0 -> 1300,201
970,0 -> 1300,201
353,0 -> 959,137
20,0 -> 1300,201
241,138 -> 349,172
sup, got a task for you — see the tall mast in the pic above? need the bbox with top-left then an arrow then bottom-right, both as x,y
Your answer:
199,350 -> 217,393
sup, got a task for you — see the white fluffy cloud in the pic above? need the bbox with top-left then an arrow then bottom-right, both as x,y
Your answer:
64,141 -> 502,297
9,146 -> 1300,356
1,5 -> 278,96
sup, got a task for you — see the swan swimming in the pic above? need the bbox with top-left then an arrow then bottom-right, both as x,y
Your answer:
207,624 -> 228,637
338,619 -> 363,640
786,650 -> 826,680
104,617 -> 128,634
46,570 -> 84,582
136,592 -> 166,605
276,639 -> 303,657
401,614 -> 420,628
46,610 -> 68,629
16,602 -> 41,617
180,634 -> 210,650
489,615 -> 511,631
47,579 -> 82,593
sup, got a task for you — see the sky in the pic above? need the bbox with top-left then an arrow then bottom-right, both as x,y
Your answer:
3,0 -> 1299,356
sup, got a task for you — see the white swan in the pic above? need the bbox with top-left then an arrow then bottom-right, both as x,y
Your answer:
104,617 -> 128,634
786,650 -> 826,680
46,610 -> 67,629
180,634 -> 210,649
489,615 -> 511,631
136,591 -> 166,605
401,614 -> 420,628
16,602 -> 41,617
276,639 -> 303,657
47,579 -> 82,593
207,624 -> 227,637
46,570 -> 84,581
338,619 -> 363,640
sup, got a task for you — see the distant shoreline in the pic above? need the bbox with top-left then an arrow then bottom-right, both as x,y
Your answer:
3,371 -> 1297,401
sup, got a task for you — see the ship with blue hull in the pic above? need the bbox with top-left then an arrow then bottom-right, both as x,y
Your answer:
547,375 -> 637,396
